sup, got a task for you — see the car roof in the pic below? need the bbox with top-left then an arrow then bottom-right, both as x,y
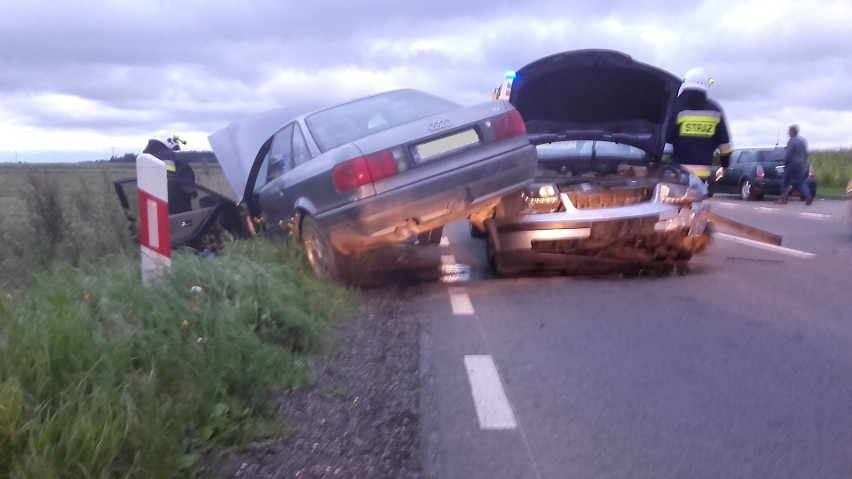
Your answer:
733,146 -> 786,151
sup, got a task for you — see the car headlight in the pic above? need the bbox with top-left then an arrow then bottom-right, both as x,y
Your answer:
656,177 -> 707,205
521,182 -> 560,211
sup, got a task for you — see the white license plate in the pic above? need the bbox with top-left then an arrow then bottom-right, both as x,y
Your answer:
416,129 -> 479,161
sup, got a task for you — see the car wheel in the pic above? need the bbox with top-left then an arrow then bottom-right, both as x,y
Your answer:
485,231 -> 510,277
300,215 -> 346,283
417,226 -> 444,245
469,222 -> 487,238
740,179 -> 757,201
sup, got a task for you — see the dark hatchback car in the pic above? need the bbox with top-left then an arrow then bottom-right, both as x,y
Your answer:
208,88 -> 538,281
477,49 -> 713,276
707,146 -> 817,201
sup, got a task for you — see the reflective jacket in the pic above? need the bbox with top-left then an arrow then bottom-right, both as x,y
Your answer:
666,90 -> 732,167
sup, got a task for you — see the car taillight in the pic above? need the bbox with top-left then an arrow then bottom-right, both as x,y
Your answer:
332,149 -> 399,192
756,165 -> 765,178
492,109 -> 526,141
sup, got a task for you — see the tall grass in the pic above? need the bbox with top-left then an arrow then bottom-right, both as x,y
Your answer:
0,168 -> 136,289
810,148 -> 852,190
0,240 -> 356,477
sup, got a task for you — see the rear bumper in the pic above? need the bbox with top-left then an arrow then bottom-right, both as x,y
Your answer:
487,200 -> 711,273
320,143 -> 537,253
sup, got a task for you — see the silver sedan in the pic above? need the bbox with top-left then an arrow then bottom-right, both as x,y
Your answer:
210,89 -> 538,282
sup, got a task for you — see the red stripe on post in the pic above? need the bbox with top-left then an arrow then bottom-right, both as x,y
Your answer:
138,189 -> 171,258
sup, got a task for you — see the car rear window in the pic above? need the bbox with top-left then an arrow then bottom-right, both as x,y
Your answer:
305,90 -> 460,152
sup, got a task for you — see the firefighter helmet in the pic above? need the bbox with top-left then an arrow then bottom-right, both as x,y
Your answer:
151,134 -> 187,151
681,67 -> 714,93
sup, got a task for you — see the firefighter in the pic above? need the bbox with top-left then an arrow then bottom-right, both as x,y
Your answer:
665,67 -> 733,178
142,134 -> 196,214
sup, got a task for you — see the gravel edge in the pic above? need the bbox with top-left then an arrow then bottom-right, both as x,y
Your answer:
218,289 -> 424,479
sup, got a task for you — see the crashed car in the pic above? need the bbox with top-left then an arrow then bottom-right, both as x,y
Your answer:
114,175 -> 251,253
209,88 -> 537,281
478,49 -> 712,276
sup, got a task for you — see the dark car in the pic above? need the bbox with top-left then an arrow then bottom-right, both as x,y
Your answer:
477,49 -> 712,276
707,146 -> 817,201
209,88 -> 538,281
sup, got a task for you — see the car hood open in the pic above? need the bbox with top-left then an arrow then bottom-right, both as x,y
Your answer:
509,49 -> 681,159
208,107 -> 301,203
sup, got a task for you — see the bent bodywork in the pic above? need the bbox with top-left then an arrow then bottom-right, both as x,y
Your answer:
483,49 -> 712,275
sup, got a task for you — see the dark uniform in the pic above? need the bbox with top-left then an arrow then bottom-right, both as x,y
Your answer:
143,139 -> 196,214
666,89 -> 733,175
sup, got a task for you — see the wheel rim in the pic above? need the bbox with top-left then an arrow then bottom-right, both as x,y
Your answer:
304,231 -> 330,278
741,180 -> 752,199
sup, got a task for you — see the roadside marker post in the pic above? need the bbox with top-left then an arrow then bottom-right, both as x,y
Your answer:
136,153 -> 171,286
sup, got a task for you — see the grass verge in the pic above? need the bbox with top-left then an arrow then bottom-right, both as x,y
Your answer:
0,239 -> 356,478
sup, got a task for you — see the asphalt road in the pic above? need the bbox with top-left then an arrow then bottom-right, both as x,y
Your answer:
387,196 -> 851,479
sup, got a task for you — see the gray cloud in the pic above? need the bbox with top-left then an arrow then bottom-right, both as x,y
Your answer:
1,0 -> 850,158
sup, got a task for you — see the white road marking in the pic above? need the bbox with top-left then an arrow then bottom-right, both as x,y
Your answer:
799,212 -> 833,219
756,207 -> 778,212
449,287 -> 475,315
464,355 -> 518,430
441,254 -> 457,266
440,236 -> 450,246
715,201 -> 739,207
716,233 -> 816,259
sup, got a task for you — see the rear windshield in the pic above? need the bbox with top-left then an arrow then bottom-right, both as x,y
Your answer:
759,149 -> 786,162
305,90 -> 460,152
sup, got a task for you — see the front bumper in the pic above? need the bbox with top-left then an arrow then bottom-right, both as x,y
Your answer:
486,198 -> 711,273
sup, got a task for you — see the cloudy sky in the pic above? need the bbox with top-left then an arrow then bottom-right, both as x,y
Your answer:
1,0 -> 850,163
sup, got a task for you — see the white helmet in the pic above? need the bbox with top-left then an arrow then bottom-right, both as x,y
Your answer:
680,67 -> 714,93
152,134 -> 186,151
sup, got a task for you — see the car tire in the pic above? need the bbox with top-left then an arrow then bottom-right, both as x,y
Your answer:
485,231 -> 510,277
469,222 -> 487,238
417,226 -> 444,245
300,215 -> 347,283
740,179 -> 757,201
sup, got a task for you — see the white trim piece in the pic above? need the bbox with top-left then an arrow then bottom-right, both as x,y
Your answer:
448,287 -> 475,315
464,355 -> 518,430
716,233 -> 815,259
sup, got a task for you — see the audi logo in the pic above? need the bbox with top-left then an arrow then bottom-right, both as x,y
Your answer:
428,119 -> 452,131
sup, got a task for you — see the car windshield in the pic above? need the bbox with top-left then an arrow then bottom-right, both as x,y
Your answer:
305,90 -> 460,152
536,140 -> 646,160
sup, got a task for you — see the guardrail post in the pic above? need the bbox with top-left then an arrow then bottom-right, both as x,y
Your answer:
136,153 -> 171,286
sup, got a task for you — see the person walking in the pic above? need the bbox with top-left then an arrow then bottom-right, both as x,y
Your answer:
666,67 -> 733,179
776,124 -> 813,205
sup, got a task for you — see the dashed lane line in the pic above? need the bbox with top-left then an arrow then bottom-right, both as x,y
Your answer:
464,355 -> 518,430
799,212 -> 833,219
449,287 -> 475,315
441,254 -> 457,266
716,232 -> 816,259
440,235 -> 450,246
